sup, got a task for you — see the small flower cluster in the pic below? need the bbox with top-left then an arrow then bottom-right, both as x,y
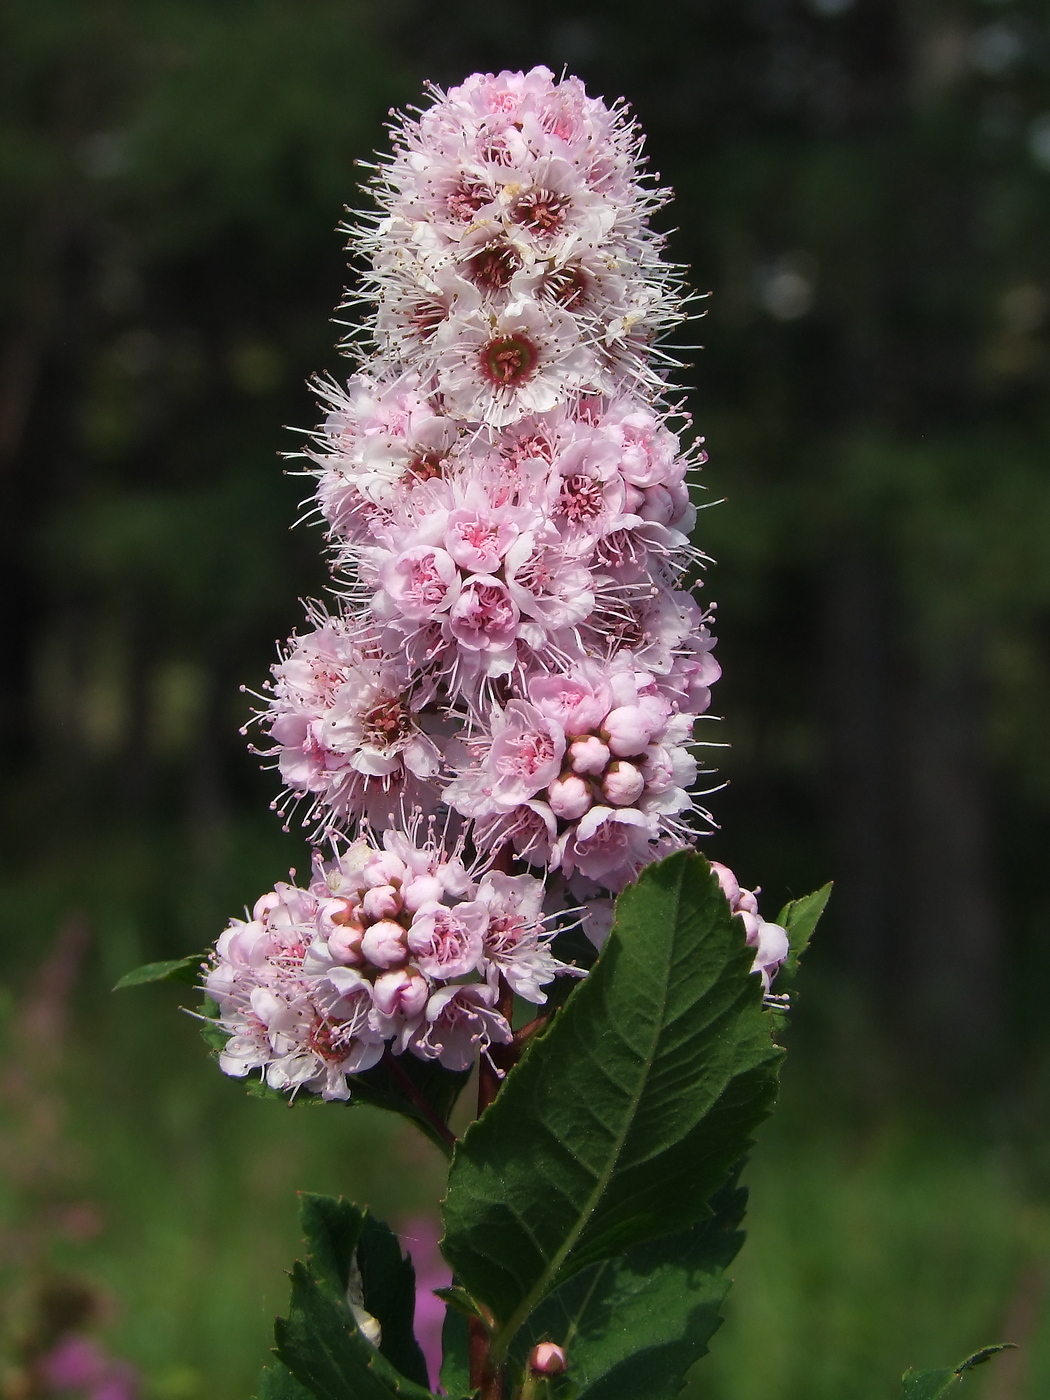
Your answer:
212,67 -> 787,1101
348,69 -> 683,418
207,828 -> 573,1098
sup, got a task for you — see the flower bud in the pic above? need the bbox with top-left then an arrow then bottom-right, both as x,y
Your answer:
708,861 -> 741,907
362,884 -> 403,922
362,852 -> 407,888
602,705 -> 654,757
528,1343 -> 567,1377
252,891 -> 281,921
361,919 -> 408,969
373,968 -> 429,1019
601,760 -> 645,806
547,774 -> 593,820
568,734 -> 610,775
324,895 -> 361,926
401,874 -> 445,913
327,926 -> 365,965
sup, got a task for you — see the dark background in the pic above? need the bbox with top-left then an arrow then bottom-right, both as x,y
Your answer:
3,3 -> 1050,1397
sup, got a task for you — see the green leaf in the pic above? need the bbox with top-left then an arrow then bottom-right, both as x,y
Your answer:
774,882 -> 832,985
439,1304 -> 471,1400
510,1171 -> 747,1400
113,953 -> 204,990
255,1361 -> 314,1400
357,1214 -> 431,1388
432,1285 -> 481,1320
348,1055 -> 470,1157
442,851 -> 782,1363
275,1263 -> 434,1400
901,1346 -> 1013,1400
197,994 -> 229,1054
300,1194 -> 363,1300
298,1194 -> 430,1389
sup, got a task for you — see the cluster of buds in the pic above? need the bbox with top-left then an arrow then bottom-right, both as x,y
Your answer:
211,67 -> 787,1100
207,826 -> 574,1099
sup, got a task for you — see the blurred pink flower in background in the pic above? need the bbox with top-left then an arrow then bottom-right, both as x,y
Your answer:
37,1334 -> 138,1400
400,1215 -> 451,1390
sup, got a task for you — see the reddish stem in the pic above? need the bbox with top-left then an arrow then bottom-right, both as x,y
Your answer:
469,844 -> 518,1397
381,1049 -> 457,1152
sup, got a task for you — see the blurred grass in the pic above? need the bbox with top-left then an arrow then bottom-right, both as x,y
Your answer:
2,827 -> 1049,1400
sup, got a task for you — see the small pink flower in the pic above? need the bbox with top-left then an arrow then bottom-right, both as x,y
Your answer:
380,546 -> 460,618
407,901 -> 487,979
444,507 -> 519,572
408,982 -> 513,1070
446,576 -> 520,652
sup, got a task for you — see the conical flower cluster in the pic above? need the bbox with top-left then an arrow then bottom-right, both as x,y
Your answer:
206,67 -> 788,1101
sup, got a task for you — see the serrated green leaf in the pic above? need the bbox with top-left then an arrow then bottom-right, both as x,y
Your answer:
255,1361 -> 314,1400
300,1194 -> 364,1300
275,1262 -> 434,1400
774,882 -> 832,985
297,1194 -> 430,1389
901,1345 -> 1013,1400
357,1214 -> 430,1388
510,1171 -> 747,1400
442,851 -> 782,1362
432,1285 -> 481,1320
113,953 -> 203,990
439,1304 -> 471,1400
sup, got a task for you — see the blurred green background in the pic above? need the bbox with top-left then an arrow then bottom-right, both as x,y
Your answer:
3,1 -> 1050,1397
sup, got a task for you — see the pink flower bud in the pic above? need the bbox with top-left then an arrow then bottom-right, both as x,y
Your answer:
547,774 -> 593,820
401,875 -> 445,913
373,968 -> 429,1019
318,896 -> 361,932
252,891 -> 281,921
709,861 -> 741,907
362,884 -> 403,922
737,888 -> 759,916
601,760 -> 645,806
602,705 -> 654,757
528,1343 -> 567,1376
327,926 -> 365,965
569,734 -> 611,775
362,852 -> 407,888
361,919 -> 408,968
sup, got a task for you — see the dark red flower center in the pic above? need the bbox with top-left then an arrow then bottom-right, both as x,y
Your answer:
362,697 -> 411,748
407,450 -> 445,481
466,243 -> 521,293
543,265 -> 589,309
479,333 -> 539,387
446,180 -> 490,221
512,188 -> 569,235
